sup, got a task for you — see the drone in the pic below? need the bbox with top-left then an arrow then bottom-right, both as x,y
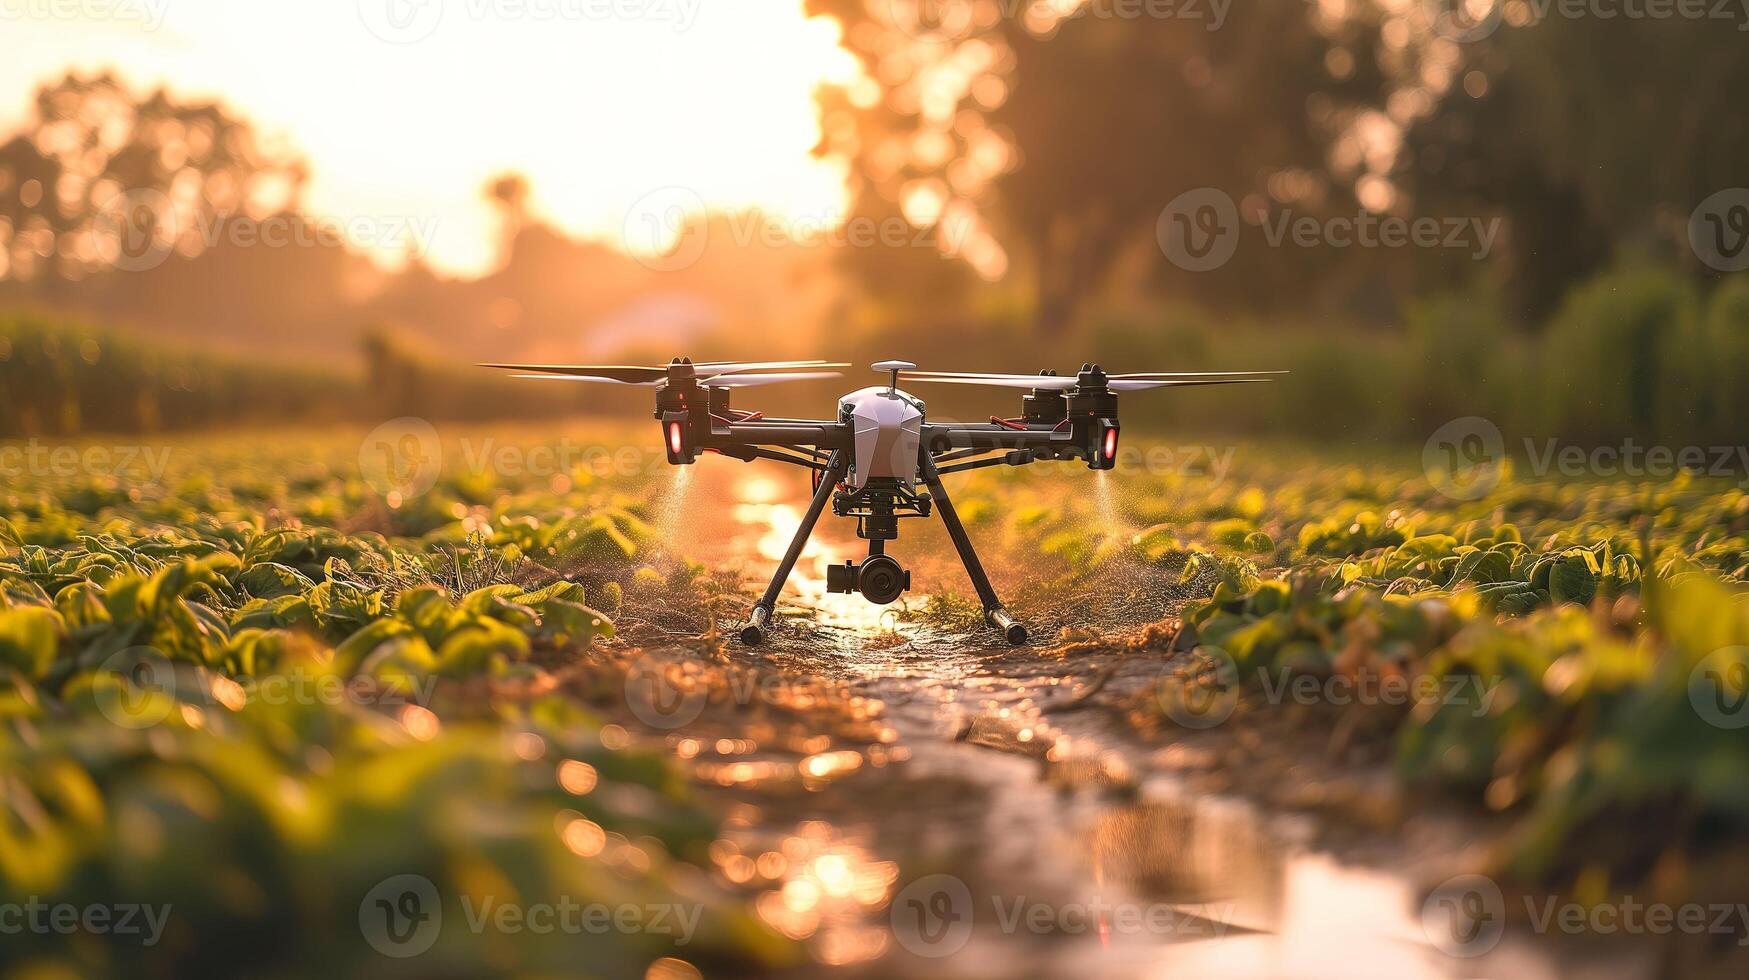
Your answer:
485,358 -> 1280,645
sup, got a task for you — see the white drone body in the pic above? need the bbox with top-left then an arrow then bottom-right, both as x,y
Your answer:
838,380 -> 925,490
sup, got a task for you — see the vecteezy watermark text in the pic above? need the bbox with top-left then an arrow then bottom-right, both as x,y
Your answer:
359,0 -> 702,44
0,899 -> 172,946
888,873 -> 1235,958
1422,417 -> 1749,502
1157,188 -> 1502,273
1156,649 -> 1501,729
95,646 -> 439,730
888,0 -> 1233,40
0,0 -> 169,28
358,873 -> 700,958
620,185 -> 977,272
1109,444 -> 1236,483
0,441 -> 174,483
1422,873 -> 1749,958
1257,210 -> 1501,260
95,189 -> 441,273
1522,438 -> 1749,487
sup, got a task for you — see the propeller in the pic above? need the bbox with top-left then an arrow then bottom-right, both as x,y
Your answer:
483,359 -> 847,384
700,371 -> 843,387
506,370 -> 842,388
897,368 -> 1284,390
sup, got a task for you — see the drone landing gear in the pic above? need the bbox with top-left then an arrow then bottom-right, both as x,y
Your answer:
919,454 -> 1028,645
741,451 -> 845,646
738,452 -> 1028,647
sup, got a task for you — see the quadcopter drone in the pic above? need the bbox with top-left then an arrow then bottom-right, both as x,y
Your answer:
486,358 -> 1280,645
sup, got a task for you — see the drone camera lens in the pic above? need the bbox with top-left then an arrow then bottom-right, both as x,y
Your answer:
857,554 -> 908,605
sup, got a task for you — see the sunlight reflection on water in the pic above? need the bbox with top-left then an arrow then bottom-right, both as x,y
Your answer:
732,475 -> 914,640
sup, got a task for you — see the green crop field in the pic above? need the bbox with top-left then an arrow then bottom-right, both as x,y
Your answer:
3,423 -> 1746,975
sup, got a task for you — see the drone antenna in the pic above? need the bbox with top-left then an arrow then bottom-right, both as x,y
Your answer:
872,359 -> 916,394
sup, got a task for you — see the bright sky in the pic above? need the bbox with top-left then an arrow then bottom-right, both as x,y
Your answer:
0,0 -> 861,276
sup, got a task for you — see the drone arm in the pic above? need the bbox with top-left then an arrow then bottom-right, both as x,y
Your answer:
922,423 -> 1070,453
712,445 -> 827,470
714,422 -> 851,451
934,450 -> 1038,476
930,445 -> 1003,464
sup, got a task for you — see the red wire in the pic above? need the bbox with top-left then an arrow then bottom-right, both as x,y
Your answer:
990,416 -> 1027,430
710,411 -> 764,425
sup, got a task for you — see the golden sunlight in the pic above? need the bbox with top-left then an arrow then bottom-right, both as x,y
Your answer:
0,0 -> 861,276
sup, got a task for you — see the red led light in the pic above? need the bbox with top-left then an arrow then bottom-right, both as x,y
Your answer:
667,421 -> 684,456
1102,427 -> 1118,460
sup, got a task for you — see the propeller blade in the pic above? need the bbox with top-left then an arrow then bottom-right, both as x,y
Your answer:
482,363 -> 668,383
694,359 -> 845,372
899,369 -> 1285,391
505,373 -> 661,386
702,371 -> 844,387
1110,370 -> 1289,379
1107,378 -> 1276,391
483,360 -> 849,382
898,373 -> 1078,390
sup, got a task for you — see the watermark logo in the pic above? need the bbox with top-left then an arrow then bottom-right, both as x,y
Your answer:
1689,188 -> 1749,273
88,192 -> 442,273
359,417 -> 443,502
93,646 -> 178,729
1424,416 -> 1506,501
622,186 -> 710,272
886,0 -> 1232,40
93,188 -> 178,273
360,874 -> 443,957
890,874 -> 975,957
1690,647 -> 1749,730
1156,645 -> 1240,729
887,874 -> 1239,955
359,0 -> 445,43
1421,0 -> 1504,41
1160,188 -> 1501,271
1422,873 -> 1506,957
886,0 -> 977,41
1157,650 -> 1501,729
1425,872 -> 1749,956
620,185 -> 972,271
623,653 -> 709,730
1158,188 -> 1239,273
360,0 -> 703,41
1430,426 -> 1749,495
358,874 -> 701,955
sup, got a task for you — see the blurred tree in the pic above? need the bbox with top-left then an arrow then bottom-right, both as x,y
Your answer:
485,172 -> 532,259
1395,12 -> 1749,317
808,0 -> 1393,331
0,71 -> 307,288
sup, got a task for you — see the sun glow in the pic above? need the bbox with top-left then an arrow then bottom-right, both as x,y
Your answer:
0,1 -> 862,276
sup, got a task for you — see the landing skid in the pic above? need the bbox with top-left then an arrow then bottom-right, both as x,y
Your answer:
739,450 -> 1028,646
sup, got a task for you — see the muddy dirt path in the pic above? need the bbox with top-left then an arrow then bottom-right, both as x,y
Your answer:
634,464 -> 1650,979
